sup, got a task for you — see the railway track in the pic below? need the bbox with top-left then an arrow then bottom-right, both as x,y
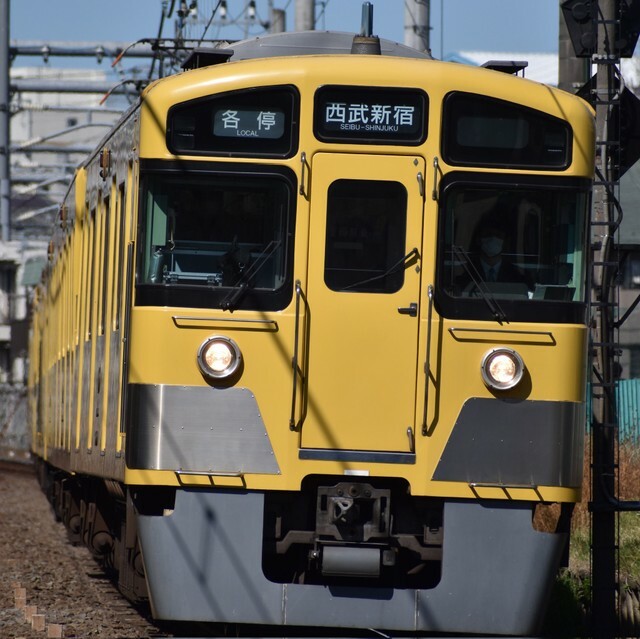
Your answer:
0,456 -> 168,639
0,455 -> 390,639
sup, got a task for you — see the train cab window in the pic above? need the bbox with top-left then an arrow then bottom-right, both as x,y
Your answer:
324,180 -> 407,293
136,163 -> 296,311
436,174 -> 590,323
442,92 -> 572,169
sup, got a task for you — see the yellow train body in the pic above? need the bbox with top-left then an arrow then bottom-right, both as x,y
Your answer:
29,33 -> 595,635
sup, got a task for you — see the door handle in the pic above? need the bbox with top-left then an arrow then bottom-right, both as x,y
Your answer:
397,302 -> 418,317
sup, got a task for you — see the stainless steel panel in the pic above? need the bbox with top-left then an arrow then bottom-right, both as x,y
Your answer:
127,383 -> 280,474
433,398 -> 585,487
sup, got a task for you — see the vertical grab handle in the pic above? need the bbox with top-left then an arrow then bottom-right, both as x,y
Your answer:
299,152 -> 308,198
290,280 -> 306,430
416,171 -> 424,198
432,157 -> 440,201
422,284 -> 434,435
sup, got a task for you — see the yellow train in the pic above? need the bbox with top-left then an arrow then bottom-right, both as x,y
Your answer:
29,25 -> 594,636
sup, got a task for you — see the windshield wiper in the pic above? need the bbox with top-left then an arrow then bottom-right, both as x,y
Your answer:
339,247 -> 420,292
221,240 -> 282,311
452,245 -> 507,324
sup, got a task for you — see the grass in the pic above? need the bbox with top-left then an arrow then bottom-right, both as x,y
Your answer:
569,441 -> 640,581
543,441 -> 640,635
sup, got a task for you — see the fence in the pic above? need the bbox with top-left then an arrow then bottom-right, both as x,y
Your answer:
617,378 -> 640,445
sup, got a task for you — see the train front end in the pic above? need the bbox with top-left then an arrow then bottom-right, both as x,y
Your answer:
124,46 -> 594,636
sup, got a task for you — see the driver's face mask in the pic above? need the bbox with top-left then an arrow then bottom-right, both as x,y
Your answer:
480,236 -> 503,258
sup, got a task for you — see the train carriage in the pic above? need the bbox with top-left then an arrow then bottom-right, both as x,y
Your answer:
29,24 -> 594,637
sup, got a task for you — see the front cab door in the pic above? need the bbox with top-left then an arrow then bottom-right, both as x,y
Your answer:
301,153 -> 425,454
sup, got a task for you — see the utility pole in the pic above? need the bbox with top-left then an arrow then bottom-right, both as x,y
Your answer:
295,0 -> 314,31
0,0 -> 10,241
404,0 -> 430,52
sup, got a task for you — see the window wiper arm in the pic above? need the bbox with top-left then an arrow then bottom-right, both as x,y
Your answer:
339,247 -> 420,292
452,245 -> 507,324
221,240 -> 282,311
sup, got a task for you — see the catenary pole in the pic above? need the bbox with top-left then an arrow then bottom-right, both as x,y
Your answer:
295,0 -> 314,31
591,0 -> 618,635
0,0 -> 10,241
404,0 -> 430,52
271,8 -> 286,33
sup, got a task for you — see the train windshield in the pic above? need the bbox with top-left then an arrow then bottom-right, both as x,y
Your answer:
137,165 -> 295,311
437,175 -> 590,323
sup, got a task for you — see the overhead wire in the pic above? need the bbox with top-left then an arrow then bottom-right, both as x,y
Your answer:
197,0 -> 223,45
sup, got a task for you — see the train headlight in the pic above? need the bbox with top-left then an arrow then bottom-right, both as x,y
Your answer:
481,348 -> 524,391
197,336 -> 242,380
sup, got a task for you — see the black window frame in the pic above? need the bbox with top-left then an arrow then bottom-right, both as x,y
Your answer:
323,178 -> 409,294
434,172 -> 590,325
441,91 -> 573,170
166,85 -> 300,159
135,159 -> 297,312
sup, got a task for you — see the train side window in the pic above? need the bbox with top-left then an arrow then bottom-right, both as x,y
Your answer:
442,92 -> 572,170
112,183 -> 125,330
324,179 -> 407,293
100,194 -> 111,336
87,208 -> 97,339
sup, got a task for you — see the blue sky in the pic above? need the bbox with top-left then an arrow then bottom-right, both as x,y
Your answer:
10,0 -> 559,63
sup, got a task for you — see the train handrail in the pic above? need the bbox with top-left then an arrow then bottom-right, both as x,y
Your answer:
172,315 -> 278,330
290,280 -> 308,431
299,152 -> 309,198
448,327 -> 556,344
422,284 -> 434,436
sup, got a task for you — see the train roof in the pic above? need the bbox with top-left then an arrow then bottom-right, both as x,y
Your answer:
181,30 -> 433,69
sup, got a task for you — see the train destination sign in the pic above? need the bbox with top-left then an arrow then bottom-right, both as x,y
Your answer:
314,86 -> 427,144
167,86 -> 299,157
213,108 -> 286,139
